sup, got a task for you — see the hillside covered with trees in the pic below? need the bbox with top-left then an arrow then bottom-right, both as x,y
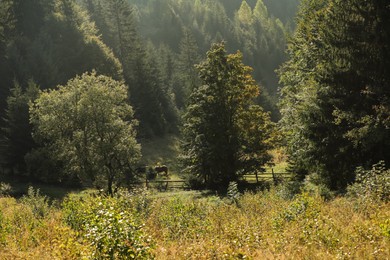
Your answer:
0,0 -> 299,187
0,0 -> 389,258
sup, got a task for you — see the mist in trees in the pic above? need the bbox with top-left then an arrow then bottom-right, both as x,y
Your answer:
126,0 -> 296,119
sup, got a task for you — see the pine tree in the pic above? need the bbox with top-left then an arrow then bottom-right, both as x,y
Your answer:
236,1 -> 253,26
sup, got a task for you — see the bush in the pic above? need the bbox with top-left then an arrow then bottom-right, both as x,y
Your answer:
0,183 -> 12,197
62,192 -> 154,259
275,180 -> 303,200
347,161 -> 390,202
153,197 -> 210,240
303,173 -> 335,200
19,186 -> 51,218
227,181 -> 241,205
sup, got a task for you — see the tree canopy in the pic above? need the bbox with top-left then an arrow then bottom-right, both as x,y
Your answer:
30,72 -> 141,195
181,42 -> 276,189
279,0 -> 390,190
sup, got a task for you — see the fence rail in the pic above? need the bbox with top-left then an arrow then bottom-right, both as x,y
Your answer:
129,180 -> 189,191
243,171 -> 293,184
129,170 -> 292,191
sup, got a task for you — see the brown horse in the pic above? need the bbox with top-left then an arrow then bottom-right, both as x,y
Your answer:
154,165 -> 168,177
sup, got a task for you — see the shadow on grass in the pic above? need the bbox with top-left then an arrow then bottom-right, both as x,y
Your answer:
0,177 -> 82,201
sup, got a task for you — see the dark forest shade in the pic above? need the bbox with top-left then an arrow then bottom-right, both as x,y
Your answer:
279,0 -> 390,190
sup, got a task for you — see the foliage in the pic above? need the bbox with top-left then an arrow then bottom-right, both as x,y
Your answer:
0,80 -> 39,177
30,72 -> 141,195
0,182 -> 12,197
181,42 -> 276,189
227,181 -> 241,205
19,186 -> 51,218
0,188 -> 390,259
151,197 -> 210,241
347,161 -> 390,202
0,0 -> 123,181
0,196 -> 90,258
83,0 -> 179,137
145,189 -> 390,259
279,0 -> 390,190
128,0 -> 293,110
62,191 -> 154,259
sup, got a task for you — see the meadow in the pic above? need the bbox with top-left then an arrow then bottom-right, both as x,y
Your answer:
0,181 -> 389,259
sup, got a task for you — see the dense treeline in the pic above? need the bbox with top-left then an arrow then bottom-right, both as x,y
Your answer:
129,0 -> 297,112
0,0 -> 389,194
279,0 -> 390,190
0,0 -> 293,191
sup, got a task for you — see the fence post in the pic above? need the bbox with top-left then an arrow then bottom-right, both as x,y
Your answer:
272,168 -> 277,185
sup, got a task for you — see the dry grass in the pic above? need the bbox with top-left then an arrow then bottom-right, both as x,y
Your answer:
145,191 -> 390,259
0,187 -> 389,259
0,197 -> 90,259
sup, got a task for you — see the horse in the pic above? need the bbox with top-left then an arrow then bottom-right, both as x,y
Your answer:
154,165 -> 169,177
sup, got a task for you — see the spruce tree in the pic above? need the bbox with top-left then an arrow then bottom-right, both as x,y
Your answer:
0,80 -> 39,177
279,0 -> 390,190
177,28 -> 201,108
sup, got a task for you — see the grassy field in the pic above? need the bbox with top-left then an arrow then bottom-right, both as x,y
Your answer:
1,146 -> 388,259
0,184 -> 389,259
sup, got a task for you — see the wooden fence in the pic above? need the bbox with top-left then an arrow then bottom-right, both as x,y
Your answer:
129,170 -> 292,191
129,180 -> 188,191
243,169 -> 293,185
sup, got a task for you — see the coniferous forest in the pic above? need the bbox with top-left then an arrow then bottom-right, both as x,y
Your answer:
0,0 -> 389,259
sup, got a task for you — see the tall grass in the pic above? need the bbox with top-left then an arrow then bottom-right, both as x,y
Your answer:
0,185 -> 389,259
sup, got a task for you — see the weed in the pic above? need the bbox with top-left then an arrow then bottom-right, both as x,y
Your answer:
62,192 -> 154,259
0,182 -> 12,197
19,186 -> 51,218
347,161 -> 390,202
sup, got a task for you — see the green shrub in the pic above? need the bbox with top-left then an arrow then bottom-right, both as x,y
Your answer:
303,173 -> 335,200
155,197 -> 210,240
62,192 -> 154,259
275,180 -> 303,200
347,161 -> 390,202
227,181 -> 240,205
273,193 -> 320,231
19,186 -> 51,218
0,183 -> 12,197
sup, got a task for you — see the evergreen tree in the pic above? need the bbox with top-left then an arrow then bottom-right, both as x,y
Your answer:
181,42 -> 276,189
177,28 -> 201,108
87,0 -> 178,136
236,1 -> 254,26
279,0 -> 390,190
0,80 -> 39,177
0,0 -> 15,114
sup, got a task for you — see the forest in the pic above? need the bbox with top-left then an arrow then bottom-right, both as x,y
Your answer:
0,0 -> 389,259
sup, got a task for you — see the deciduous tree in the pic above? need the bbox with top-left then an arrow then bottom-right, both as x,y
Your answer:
30,72 -> 141,195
